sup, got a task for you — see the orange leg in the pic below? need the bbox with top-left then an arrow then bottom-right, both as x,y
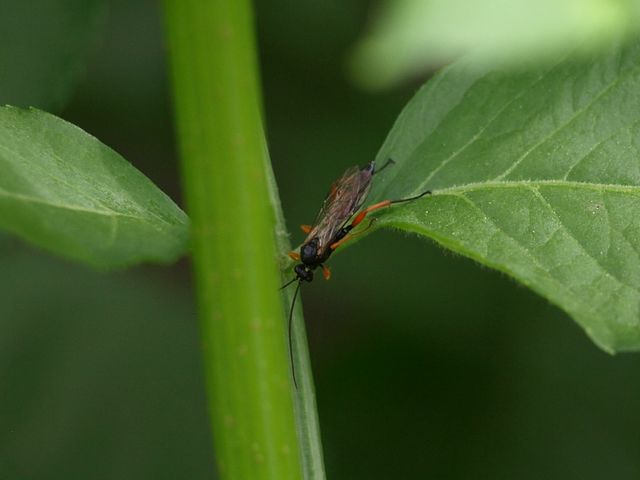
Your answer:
351,189 -> 432,229
330,189 -> 431,251
288,251 -> 300,261
350,200 -> 391,228
300,224 -> 312,234
322,265 -> 331,280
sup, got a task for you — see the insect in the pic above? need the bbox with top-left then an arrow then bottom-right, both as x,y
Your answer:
282,159 -> 432,387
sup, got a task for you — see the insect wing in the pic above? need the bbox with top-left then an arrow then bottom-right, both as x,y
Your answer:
305,165 -> 374,254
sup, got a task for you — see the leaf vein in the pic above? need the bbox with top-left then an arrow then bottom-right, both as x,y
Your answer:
407,55 -> 571,194
529,186 -> 640,295
0,142 -> 174,227
562,118 -> 640,181
493,62 -> 640,181
449,191 -> 576,297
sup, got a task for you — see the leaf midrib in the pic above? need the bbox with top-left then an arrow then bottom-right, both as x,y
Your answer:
0,143 -> 180,227
418,58 -> 568,188
491,58 -> 633,182
402,52 -> 640,197
0,186 -> 165,224
398,178 -> 640,302
430,179 -> 640,196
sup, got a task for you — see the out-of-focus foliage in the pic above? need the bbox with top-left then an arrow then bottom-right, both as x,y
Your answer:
0,238 -> 215,479
0,107 -> 189,268
0,0 -> 105,109
2,0 -> 640,479
350,0 -> 640,89
365,40 -> 640,352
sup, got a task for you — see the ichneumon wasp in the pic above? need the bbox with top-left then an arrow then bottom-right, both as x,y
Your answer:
282,159 -> 432,387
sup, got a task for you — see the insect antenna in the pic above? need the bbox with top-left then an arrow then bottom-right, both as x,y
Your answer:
288,280 -> 302,389
280,276 -> 298,290
374,158 -> 395,174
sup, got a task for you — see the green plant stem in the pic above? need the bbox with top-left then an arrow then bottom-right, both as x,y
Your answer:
162,1 -> 307,478
268,173 -> 327,480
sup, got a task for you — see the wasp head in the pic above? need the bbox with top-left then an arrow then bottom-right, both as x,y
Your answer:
294,264 -> 314,282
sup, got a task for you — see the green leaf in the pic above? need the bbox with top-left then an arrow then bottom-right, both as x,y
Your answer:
0,107 -> 189,268
349,0 -> 640,90
0,0 -> 106,109
366,40 -> 640,352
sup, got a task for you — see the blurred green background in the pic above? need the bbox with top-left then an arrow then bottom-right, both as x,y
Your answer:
2,0 -> 640,478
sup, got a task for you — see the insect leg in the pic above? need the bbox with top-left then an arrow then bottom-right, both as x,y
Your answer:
300,224 -> 312,234
351,188 -> 431,228
330,189 -> 431,250
288,251 -> 301,261
349,200 -> 392,229
321,264 -> 331,280
389,188 -> 432,205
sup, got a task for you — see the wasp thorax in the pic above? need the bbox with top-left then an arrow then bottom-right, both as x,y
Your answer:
300,238 -> 319,265
295,264 -> 314,282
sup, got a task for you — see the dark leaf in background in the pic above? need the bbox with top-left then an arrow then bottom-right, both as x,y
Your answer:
0,0 -> 106,110
0,243 -> 215,479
